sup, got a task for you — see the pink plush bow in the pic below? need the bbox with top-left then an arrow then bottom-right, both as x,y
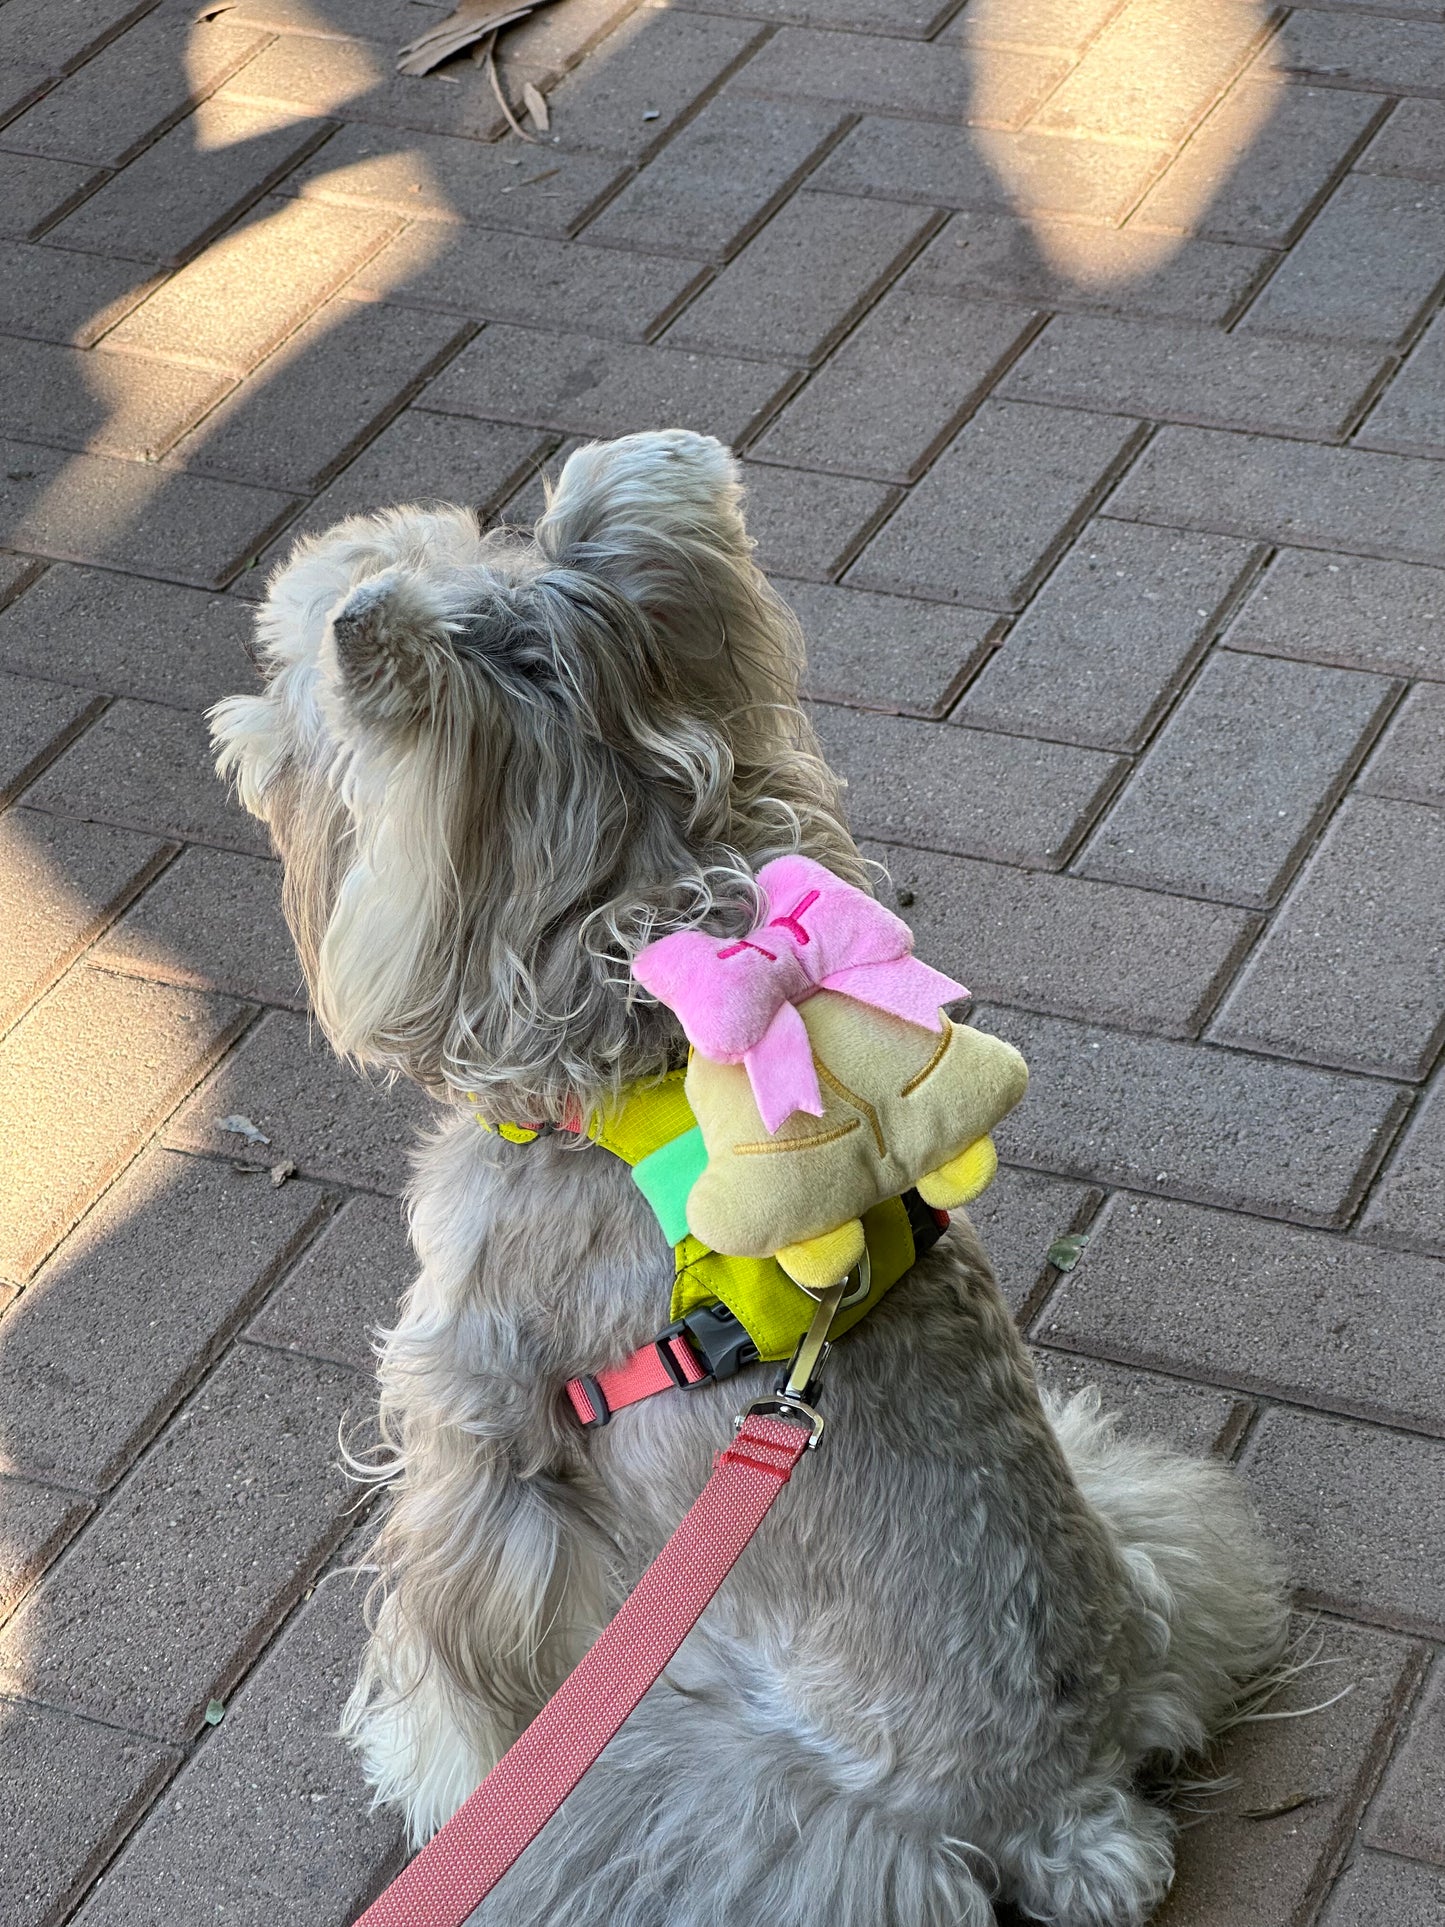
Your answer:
632,855 -> 966,1134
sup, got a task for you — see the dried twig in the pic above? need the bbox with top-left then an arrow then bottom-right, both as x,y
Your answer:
484,32 -> 539,142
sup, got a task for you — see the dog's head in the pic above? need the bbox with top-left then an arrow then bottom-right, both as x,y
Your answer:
212,431 -> 860,1117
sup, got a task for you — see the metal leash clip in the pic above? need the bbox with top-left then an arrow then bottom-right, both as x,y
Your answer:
734,1248 -> 871,1450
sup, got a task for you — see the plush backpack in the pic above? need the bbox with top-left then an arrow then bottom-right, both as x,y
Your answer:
633,856 -> 1028,1293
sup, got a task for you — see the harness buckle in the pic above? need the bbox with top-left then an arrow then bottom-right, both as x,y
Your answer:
660,1301 -> 758,1383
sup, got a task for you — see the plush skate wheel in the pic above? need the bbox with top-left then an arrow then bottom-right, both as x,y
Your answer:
775,1218 -> 867,1293
916,1135 -> 997,1209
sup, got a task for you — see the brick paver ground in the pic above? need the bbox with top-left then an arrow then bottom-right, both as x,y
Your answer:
1,1 -> 1442,1921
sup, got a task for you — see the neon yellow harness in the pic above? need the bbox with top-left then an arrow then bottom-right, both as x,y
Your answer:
472,1071 -> 921,1364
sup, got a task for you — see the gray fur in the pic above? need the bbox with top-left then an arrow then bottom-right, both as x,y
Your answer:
211,430 -> 1287,1925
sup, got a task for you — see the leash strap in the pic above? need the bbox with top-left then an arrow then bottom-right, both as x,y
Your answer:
353,1412 -> 813,1927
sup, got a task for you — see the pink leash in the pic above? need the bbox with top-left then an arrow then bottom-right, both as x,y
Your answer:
354,1409 -> 816,1927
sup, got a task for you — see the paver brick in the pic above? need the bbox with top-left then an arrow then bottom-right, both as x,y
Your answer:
101,196 -> 402,375
1243,1407 -> 1445,1637
1211,798 -> 1445,1080
1358,311 -> 1445,458
1358,683 -> 1445,808
0,807 -> 166,1030
940,0 -> 1129,56
972,1005 -> 1410,1228
0,1476 -> 91,1619
1368,1660 -> 1445,1866
1306,0 -> 1444,12
953,520 -> 1262,750
1077,650 -> 1398,908
1319,1853 -> 1445,1927
0,670 -> 104,807
0,1699 -> 179,1927
171,296 -> 469,492
784,580 -> 998,716
47,97 -> 331,268
1277,9 -> 1445,94
0,56 -> 51,124
1358,98 -> 1445,182
736,461 -> 894,581
164,1007 -> 436,1194
0,434 -> 298,587
0,336 -> 232,461
732,26 -> 1068,127
351,222 -> 705,339
1104,424 -> 1445,568
670,0 -> 958,36
0,553 -> 44,609
219,30 -> 510,141
1000,313 -> 1386,441
663,192 -> 935,368
1134,80 -> 1385,248
812,118 -> 1168,222
0,563 -> 259,708
1,13 -> 268,167
1362,1073 -> 1445,1254
0,1342 -> 368,1738
1027,1350 -> 1247,1459
1153,1617 -> 1426,1927
0,149 -> 100,238
421,326 -> 794,444
0,965 -> 249,1281
95,846 -> 303,1009
809,707 -> 1123,865
264,413 -> 550,559
1225,548 -> 1445,680
751,287 -> 1039,482
906,210 -> 1273,325
959,1165 -> 1102,1317
0,241 -> 157,346
541,7 -> 764,161
285,123 -> 623,235
496,0 -> 639,86
584,96 -> 847,263
0,0 -> 175,89
221,0 -> 461,38
849,400 -> 1144,609
871,842 -> 1259,1038
25,697 -> 272,856
1036,1194 -> 1445,1435
1034,0 -> 1270,148
248,1189 -> 412,1372
0,1148 -> 330,1487
74,1571 -> 406,1927
1239,174 -> 1445,348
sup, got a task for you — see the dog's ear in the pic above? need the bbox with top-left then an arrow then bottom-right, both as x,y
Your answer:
322,566 -> 454,728
533,431 -> 756,658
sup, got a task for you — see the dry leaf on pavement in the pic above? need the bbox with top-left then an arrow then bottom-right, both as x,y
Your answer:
397,0 -> 560,76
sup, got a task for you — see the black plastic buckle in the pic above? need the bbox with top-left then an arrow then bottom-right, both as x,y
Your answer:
658,1300 -> 758,1384
902,1186 -> 949,1260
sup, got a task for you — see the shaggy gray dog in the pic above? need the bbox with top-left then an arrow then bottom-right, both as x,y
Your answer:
212,430 -> 1286,1926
